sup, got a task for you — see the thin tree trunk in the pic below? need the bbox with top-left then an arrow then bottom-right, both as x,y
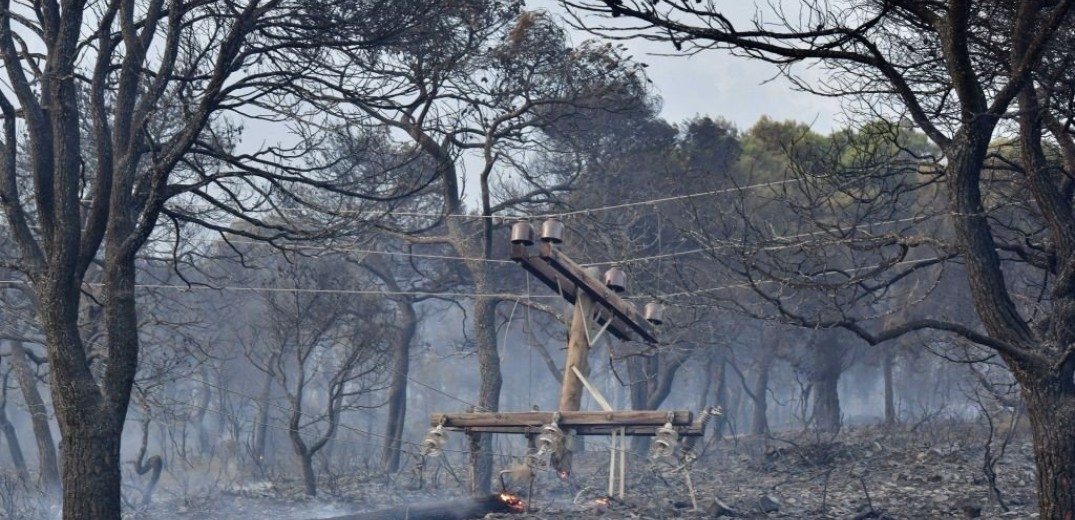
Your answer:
133,410 -> 162,508
0,362 -> 29,481
381,298 -> 417,473
253,369 -> 273,467
750,356 -> 771,436
194,367 -> 212,456
811,343 -> 843,433
712,357 -> 729,437
883,349 -> 896,426
697,355 -> 714,412
9,339 -> 61,493
0,409 -> 28,481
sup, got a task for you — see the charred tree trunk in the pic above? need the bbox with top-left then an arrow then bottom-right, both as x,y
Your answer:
883,349 -> 896,426
362,255 -> 420,474
253,367 -> 274,467
9,339 -> 60,493
300,452 -> 317,497
45,258 -> 141,520
132,411 -> 162,508
59,413 -> 123,520
193,367 -> 212,457
712,357 -> 729,437
381,297 -> 416,473
750,356 -> 771,436
0,405 -> 28,481
627,354 -> 657,454
469,295 -> 501,494
0,363 -> 29,482
810,343 -> 843,433
697,355 -> 714,412
627,350 -> 690,452
289,414 -> 319,497
1015,368 -> 1075,520
287,369 -> 336,498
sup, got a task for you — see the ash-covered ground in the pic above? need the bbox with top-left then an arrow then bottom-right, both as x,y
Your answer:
127,421 -> 1038,520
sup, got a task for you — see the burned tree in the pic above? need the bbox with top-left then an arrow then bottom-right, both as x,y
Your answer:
0,1 -> 430,517
241,253 -> 391,496
562,1 -> 1075,517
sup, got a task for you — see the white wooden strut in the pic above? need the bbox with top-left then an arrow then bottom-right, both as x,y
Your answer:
570,365 -> 627,499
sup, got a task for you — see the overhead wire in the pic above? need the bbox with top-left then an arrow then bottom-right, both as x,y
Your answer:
125,208 -> 939,271
158,177 -> 807,221
0,278 -> 562,300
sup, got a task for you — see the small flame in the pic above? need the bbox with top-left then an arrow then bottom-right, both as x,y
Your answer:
558,470 -> 570,479
498,492 -> 526,512
595,497 -> 611,506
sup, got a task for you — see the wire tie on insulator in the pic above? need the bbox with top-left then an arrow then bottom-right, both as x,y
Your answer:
680,447 -> 697,470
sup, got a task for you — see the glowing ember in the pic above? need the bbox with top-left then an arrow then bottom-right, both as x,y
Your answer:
595,497 -> 611,506
559,470 -> 570,479
498,492 -> 526,512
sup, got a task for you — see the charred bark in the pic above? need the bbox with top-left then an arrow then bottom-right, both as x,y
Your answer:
1015,366 -> 1075,520
58,413 -> 123,520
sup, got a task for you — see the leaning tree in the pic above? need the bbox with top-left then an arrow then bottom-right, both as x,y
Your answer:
561,1 -> 1075,517
0,1 -> 434,518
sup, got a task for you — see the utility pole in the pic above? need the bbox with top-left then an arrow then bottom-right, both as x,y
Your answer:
428,217 -> 711,502
559,294 -> 591,412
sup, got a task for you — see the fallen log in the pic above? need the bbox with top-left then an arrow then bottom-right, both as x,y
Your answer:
316,493 -> 525,520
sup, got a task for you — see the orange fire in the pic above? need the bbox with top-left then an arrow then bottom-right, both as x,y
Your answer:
594,497 -> 611,506
498,492 -> 526,512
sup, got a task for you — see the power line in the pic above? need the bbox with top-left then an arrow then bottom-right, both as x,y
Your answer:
150,210 -> 936,269
653,254 -> 949,300
172,236 -> 516,265
0,251 -> 953,305
0,279 -> 562,300
166,178 -> 806,221
536,179 -> 803,219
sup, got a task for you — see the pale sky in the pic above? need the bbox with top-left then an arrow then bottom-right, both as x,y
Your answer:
532,1 -> 845,133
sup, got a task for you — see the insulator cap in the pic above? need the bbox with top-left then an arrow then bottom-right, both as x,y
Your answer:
603,266 -> 627,293
650,421 -> 679,459
540,217 -> 564,243
644,302 -> 664,325
510,219 -> 535,246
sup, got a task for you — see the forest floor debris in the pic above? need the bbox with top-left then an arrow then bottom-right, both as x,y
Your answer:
125,421 -> 1038,520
